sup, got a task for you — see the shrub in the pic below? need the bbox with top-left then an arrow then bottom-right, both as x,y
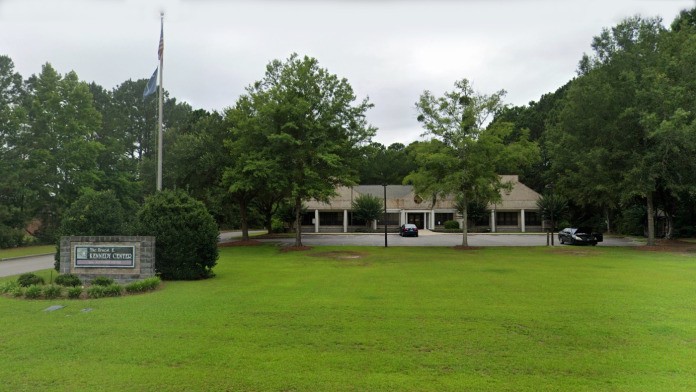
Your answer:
54,189 -> 133,271
351,194 -> 383,228
91,276 -> 115,287
55,274 -> 82,287
125,277 -> 161,293
102,284 -> 123,297
67,286 -> 83,299
444,220 -> 460,230
86,285 -> 106,299
11,286 -> 24,298
17,273 -> 45,287
43,285 -> 62,299
0,225 -> 25,249
137,189 -> 218,280
0,280 -> 19,294
24,285 -> 43,299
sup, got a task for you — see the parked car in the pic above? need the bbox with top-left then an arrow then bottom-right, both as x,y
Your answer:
400,224 -> 419,237
558,227 -> 604,246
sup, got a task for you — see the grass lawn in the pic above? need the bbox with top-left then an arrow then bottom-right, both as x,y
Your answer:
1,245 -> 695,391
0,244 -> 54,259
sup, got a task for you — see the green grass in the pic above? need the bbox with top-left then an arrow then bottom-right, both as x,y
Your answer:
0,244 -> 54,259
1,245 -> 695,391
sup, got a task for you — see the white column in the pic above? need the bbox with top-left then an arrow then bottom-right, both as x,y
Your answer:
521,209 -> 526,233
314,209 -> 319,233
343,210 -> 348,233
401,210 -> 406,226
491,210 -> 496,233
430,210 -> 436,229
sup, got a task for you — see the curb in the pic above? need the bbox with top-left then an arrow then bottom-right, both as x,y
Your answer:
0,253 -> 54,263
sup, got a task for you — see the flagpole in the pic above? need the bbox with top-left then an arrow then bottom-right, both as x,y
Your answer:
156,12 -> 164,191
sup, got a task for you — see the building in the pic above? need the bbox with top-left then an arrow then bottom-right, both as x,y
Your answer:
302,175 -> 542,233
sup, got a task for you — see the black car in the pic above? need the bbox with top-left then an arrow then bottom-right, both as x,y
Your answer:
400,224 -> 419,237
558,227 -> 603,246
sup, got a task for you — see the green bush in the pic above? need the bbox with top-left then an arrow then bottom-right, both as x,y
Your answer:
55,274 -> 82,287
91,276 -> 115,287
137,189 -> 218,280
24,285 -> 43,299
17,273 -> 44,287
444,220 -> 460,230
0,225 -> 25,249
11,286 -> 24,298
0,280 -> 19,294
55,189 -> 133,271
86,285 -> 106,299
43,285 -> 62,299
125,277 -> 161,293
67,286 -> 83,299
102,284 -> 123,297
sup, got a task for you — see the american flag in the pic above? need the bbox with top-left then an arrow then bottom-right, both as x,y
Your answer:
157,22 -> 163,61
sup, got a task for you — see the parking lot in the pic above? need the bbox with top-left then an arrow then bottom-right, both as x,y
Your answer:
258,231 -> 641,247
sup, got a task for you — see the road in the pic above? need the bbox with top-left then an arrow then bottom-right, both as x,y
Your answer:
0,231 -> 639,277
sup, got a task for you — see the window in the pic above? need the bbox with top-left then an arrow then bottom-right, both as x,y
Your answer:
301,212 -> 314,226
319,211 -> 343,226
435,213 -> 454,226
377,213 -> 400,226
525,211 -> 541,226
496,212 -> 518,226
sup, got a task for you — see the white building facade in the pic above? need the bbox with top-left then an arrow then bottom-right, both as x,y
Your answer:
302,175 -> 543,233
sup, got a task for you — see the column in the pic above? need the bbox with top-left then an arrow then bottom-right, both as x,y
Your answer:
314,209 -> 319,233
521,209 -> 526,233
491,210 -> 496,233
343,210 -> 348,233
400,210 -> 406,226
430,210 -> 436,229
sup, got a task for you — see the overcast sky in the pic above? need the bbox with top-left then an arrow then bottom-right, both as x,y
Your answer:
1,0 -> 693,145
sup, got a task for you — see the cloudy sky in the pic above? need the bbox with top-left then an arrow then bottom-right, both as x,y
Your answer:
1,0 -> 693,145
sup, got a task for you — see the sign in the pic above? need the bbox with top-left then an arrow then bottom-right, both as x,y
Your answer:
74,245 -> 135,268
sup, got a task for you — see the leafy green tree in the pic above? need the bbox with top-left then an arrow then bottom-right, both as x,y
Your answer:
549,14 -> 696,244
0,55 -> 28,244
231,54 -> 375,247
137,189 -> 218,280
408,79 -> 537,246
351,194 -> 383,229
54,189 -> 132,270
15,64 -> 103,240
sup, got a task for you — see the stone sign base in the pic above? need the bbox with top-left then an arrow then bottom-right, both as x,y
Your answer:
60,236 -> 155,284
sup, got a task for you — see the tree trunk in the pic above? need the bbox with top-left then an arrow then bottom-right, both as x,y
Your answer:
294,196 -> 303,247
264,214 -> 273,235
461,196 -> 468,247
239,198 -> 249,241
665,212 -> 674,240
646,192 -> 656,246
604,206 -> 612,234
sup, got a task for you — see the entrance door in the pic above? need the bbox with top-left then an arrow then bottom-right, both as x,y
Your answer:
407,213 -> 425,229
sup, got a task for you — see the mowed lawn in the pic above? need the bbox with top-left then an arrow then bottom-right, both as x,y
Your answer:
1,245 -> 695,391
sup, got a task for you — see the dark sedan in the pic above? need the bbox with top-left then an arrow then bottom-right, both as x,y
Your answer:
400,224 -> 419,237
558,227 -> 604,246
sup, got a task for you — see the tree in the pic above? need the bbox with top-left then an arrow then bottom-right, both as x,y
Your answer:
54,189 -> 132,270
231,54 -> 375,247
549,15 -> 696,245
408,79 -> 538,246
351,194 -> 383,229
14,64 -> 104,240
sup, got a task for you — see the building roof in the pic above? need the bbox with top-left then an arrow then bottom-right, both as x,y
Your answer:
304,176 -> 541,211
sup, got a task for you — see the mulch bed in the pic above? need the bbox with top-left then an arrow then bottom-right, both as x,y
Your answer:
218,240 -> 263,247
279,246 -> 313,252
636,239 -> 696,253
452,246 -> 482,251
